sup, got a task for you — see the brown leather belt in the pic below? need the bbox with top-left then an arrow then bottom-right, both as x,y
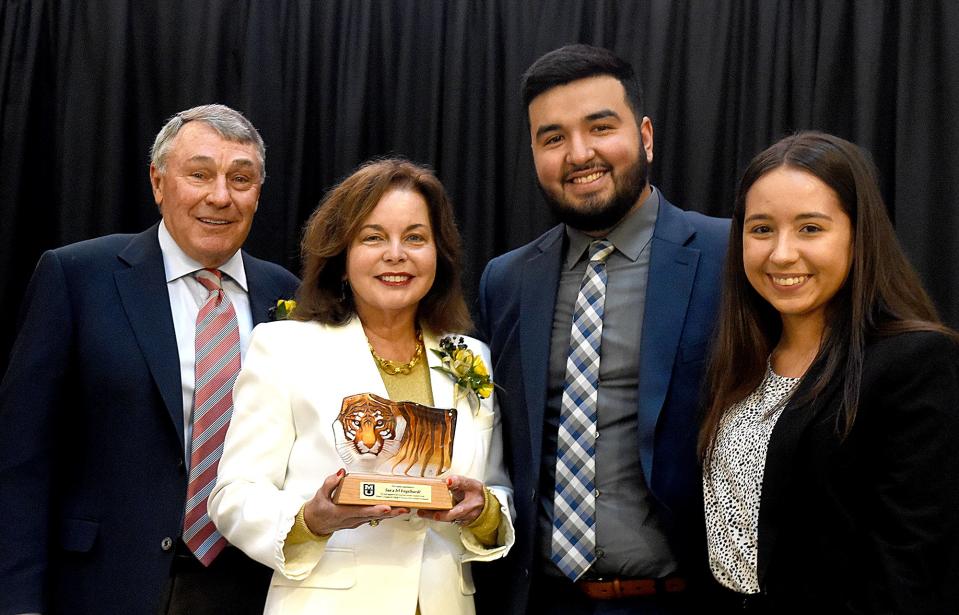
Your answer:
576,575 -> 688,600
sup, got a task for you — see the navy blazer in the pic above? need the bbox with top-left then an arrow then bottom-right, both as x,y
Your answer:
756,331 -> 959,613
0,224 -> 299,615
474,196 -> 729,613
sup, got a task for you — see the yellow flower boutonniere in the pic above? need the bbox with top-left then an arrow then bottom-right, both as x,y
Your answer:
269,298 -> 297,321
431,335 -> 495,412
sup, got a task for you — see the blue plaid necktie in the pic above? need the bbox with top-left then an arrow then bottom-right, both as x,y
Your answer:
551,239 -> 615,581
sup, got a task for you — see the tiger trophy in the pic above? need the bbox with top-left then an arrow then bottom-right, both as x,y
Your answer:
332,392 -> 458,478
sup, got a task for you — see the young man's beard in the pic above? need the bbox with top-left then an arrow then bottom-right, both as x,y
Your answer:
538,148 -> 649,233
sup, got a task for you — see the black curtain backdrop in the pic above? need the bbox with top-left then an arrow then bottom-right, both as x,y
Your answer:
2,1 -> 957,375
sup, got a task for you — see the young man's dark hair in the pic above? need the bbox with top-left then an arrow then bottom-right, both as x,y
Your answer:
521,43 -> 644,119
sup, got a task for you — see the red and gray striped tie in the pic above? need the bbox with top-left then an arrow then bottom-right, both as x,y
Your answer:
183,268 -> 240,566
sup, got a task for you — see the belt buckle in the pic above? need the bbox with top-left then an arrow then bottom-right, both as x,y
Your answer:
594,577 -> 623,600
582,577 -> 657,599
593,577 -> 623,599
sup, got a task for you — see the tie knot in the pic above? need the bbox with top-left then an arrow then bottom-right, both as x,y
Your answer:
588,240 -> 615,264
194,268 -> 223,293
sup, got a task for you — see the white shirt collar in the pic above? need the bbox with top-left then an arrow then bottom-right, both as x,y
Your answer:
157,220 -> 248,291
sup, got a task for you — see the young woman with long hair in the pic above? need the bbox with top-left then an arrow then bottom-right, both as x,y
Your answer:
700,132 -> 959,613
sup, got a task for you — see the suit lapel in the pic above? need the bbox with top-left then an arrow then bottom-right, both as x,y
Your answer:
338,318 -> 390,399
757,375 -> 836,584
637,200 -> 699,487
425,330 -> 455,411
114,224 -> 185,446
243,253 -> 287,326
520,226 -> 564,466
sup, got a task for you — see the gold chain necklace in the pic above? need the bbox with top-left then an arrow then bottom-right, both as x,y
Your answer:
368,331 -> 424,376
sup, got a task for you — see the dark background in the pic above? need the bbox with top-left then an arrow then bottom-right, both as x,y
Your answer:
2,0 -> 957,375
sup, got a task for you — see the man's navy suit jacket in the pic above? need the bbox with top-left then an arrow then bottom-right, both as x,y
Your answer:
475,197 -> 729,613
0,223 -> 299,614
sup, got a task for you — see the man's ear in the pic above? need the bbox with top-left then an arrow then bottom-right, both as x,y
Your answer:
640,116 -> 654,164
149,164 -> 163,206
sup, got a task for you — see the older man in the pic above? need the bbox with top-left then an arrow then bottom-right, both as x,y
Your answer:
0,104 -> 299,615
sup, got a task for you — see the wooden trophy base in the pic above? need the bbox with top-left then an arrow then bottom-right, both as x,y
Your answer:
332,472 -> 453,510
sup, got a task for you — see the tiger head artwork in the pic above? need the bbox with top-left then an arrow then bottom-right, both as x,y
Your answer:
332,393 -> 457,477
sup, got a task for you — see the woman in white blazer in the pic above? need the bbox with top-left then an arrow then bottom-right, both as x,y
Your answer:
209,158 -> 514,615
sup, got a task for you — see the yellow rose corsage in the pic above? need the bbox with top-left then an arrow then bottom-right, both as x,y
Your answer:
431,335 -> 495,412
270,298 -> 297,321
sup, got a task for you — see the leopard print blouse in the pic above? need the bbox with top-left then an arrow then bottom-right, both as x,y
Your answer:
703,363 -> 801,594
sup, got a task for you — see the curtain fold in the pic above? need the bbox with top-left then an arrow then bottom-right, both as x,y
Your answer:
1,0 -> 956,374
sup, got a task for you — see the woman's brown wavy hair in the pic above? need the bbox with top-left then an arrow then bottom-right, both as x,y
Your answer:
293,157 -> 472,334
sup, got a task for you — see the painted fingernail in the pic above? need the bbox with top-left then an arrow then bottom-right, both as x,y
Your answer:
446,477 -> 453,487
337,468 -> 345,477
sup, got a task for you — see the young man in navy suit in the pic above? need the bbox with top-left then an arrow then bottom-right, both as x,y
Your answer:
0,104 -> 299,615
475,45 -> 729,614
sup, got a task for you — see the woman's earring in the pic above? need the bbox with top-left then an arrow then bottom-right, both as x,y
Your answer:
340,279 -> 349,302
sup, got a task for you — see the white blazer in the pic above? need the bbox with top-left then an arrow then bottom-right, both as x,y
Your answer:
209,318 -> 514,615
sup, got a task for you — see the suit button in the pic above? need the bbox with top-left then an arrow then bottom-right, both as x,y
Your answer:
176,459 -> 185,471
160,537 -> 174,551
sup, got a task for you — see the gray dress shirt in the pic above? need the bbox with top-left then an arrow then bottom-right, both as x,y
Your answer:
539,189 -> 679,579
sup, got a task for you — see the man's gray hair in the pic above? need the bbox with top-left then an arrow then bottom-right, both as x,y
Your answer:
150,104 -> 266,180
